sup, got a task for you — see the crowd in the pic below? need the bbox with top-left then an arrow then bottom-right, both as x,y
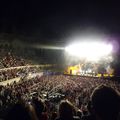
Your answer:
0,42 -> 119,120
0,50 -> 31,69
0,74 -> 120,120
0,67 -> 40,82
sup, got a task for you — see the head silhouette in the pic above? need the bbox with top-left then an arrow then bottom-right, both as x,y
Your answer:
59,100 -> 75,120
6,102 -> 32,120
91,85 -> 120,120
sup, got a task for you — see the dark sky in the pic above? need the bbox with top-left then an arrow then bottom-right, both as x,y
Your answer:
0,1 -> 120,44
0,1 -> 120,74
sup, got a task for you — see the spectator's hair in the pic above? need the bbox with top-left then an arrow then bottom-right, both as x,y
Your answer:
91,85 -> 120,120
59,100 -> 75,119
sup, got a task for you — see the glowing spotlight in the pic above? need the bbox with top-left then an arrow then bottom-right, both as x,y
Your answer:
65,41 -> 113,61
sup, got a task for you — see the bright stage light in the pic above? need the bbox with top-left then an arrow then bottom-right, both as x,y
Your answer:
65,41 -> 113,61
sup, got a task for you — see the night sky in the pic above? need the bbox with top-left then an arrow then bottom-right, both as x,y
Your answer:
0,1 -> 120,44
0,0 -> 120,70
0,1 -> 120,74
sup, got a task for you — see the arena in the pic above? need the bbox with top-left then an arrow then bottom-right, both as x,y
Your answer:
0,40 -> 119,120
0,1 -> 120,120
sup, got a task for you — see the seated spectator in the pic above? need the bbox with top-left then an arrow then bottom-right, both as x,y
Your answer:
82,101 -> 95,120
50,112 -> 57,120
56,100 -> 80,120
32,97 -> 48,120
89,85 -> 120,120
5,101 -> 36,120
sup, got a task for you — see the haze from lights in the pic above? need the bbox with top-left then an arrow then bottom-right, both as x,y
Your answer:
65,41 -> 113,61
